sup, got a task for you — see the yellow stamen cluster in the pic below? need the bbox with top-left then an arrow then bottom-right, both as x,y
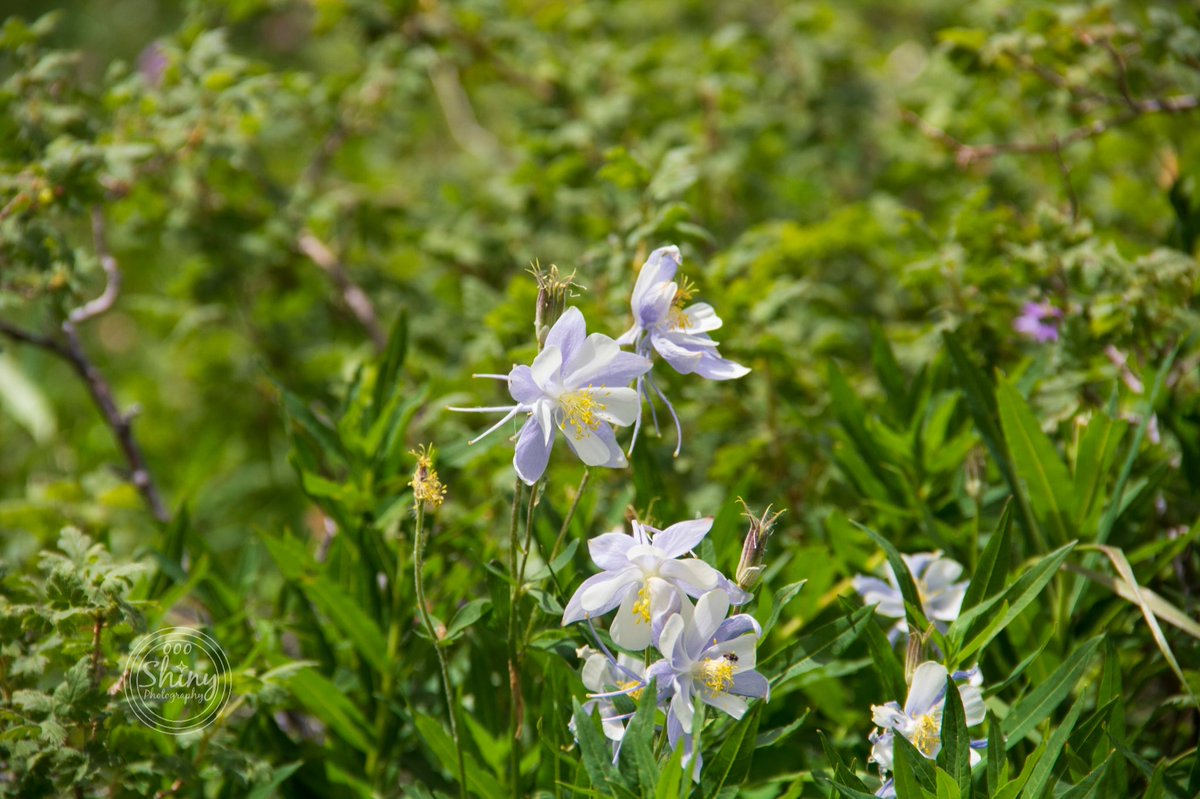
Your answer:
911,713 -> 940,757
410,445 -> 447,510
559,388 -> 605,440
617,680 -> 644,701
631,584 -> 651,624
668,276 -> 699,331
699,658 -> 735,695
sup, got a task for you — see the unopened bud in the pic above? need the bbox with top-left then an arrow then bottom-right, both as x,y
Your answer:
530,262 -> 582,349
734,501 -> 784,591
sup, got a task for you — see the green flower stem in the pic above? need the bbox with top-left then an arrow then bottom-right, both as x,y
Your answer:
506,478 -> 524,796
412,505 -> 468,799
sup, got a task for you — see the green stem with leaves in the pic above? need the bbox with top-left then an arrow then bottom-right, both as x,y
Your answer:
412,505 -> 468,799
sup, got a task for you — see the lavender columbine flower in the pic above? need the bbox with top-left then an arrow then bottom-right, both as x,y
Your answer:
570,647 -> 648,760
852,551 -> 968,642
869,662 -> 986,794
562,518 -> 749,649
449,307 -> 651,485
616,245 -> 749,455
646,590 -> 769,781
1013,301 -> 1062,343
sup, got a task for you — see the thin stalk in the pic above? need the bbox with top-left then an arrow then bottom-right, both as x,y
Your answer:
506,479 -> 523,796
412,506 -> 468,799
521,468 -> 590,643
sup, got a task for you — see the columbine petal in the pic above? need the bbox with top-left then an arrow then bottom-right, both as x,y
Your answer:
610,587 -> 653,650
693,350 -> 751,380
703,691 -> 748,719
631,246 -> 681,324
682,302 -> 723,333
905,662 -> 949,718
670,680 -> 695,734
923,558 -> 964,588
653,518 -> 713,557
730,670 -> 769,699
544,307 -> 587,365
853,576 -> 906,619
513,417 -> 554,485
959,683 -> 986,727
657,613 -> 687,669
659,557 -> 721,598
563,335 -> 652,388
649,332 -> 705,373
711,634 -> 759,670
508,365 -> 542,404
713,614 -> 762,644
561,567 -> 640,625
588,531 -> 636,571
588,386 -> 641,427
685,590 -> 730,656
871,731 -> 896,771
529,345 -> 563,388
562,421 -> 626,468
871,701 -> 905,729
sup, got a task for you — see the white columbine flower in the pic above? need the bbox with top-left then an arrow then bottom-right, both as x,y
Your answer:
869,661 -> 986,796
645,590 -> 769,781
570,647 -> 648,760
616,245 -> 750,455
561,518 -> 749,650
853,551 -> 968,641
449,307 -> 651,485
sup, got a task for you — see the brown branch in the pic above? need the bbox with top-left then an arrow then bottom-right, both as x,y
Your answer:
0,209 -> 170,523
902,93 -> 1199,166
297,230 -> 387,352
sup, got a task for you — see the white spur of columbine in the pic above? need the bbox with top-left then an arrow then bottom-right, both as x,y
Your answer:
645,590 -> 769,781
561,517 -> 750,650
616,245 -> 750,455
869,662 -> 986,797
449,307 -> 651,485
852,551 -> 969,642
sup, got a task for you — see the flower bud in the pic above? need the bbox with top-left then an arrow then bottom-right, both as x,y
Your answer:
530,262 -> 581,349
734,501 -> 784,591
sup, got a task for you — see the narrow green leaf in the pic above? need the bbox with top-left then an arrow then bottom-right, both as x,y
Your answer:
701,701 -> 763,798
443,598 -> 493,643
762,579 -> 807,638
853,520 -> 923,624
770,604 -> 875,688
371,309 -> 408,417
618,678 -> 659,794
894,731 -> 937,798
997,377 -> 1075,547
413,711 -> 506,799
1002,635 -> 1102,745
1021,691 -> 1085,799
954,541 -> 1076,662
960,502 -> 1012,613
285,667 -> 373,753
934,768 -> 962,799
870,320 -> 912,423
1072,409 -> 1126,532
572,699 -> 626,793
1057,761 -> 1110,799
986,711 -> 1005,795
936,675 -> 971,798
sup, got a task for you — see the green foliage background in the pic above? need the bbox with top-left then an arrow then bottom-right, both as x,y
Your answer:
1,0 -> 1198,796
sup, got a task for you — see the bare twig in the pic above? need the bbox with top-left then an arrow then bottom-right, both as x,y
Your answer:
902,92 -> 1199,166
0,209 -> 170,523
297,230 -> 387,352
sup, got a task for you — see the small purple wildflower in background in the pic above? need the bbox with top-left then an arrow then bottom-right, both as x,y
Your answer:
1013,301 -> 1062,343
138,42 -> 168,87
